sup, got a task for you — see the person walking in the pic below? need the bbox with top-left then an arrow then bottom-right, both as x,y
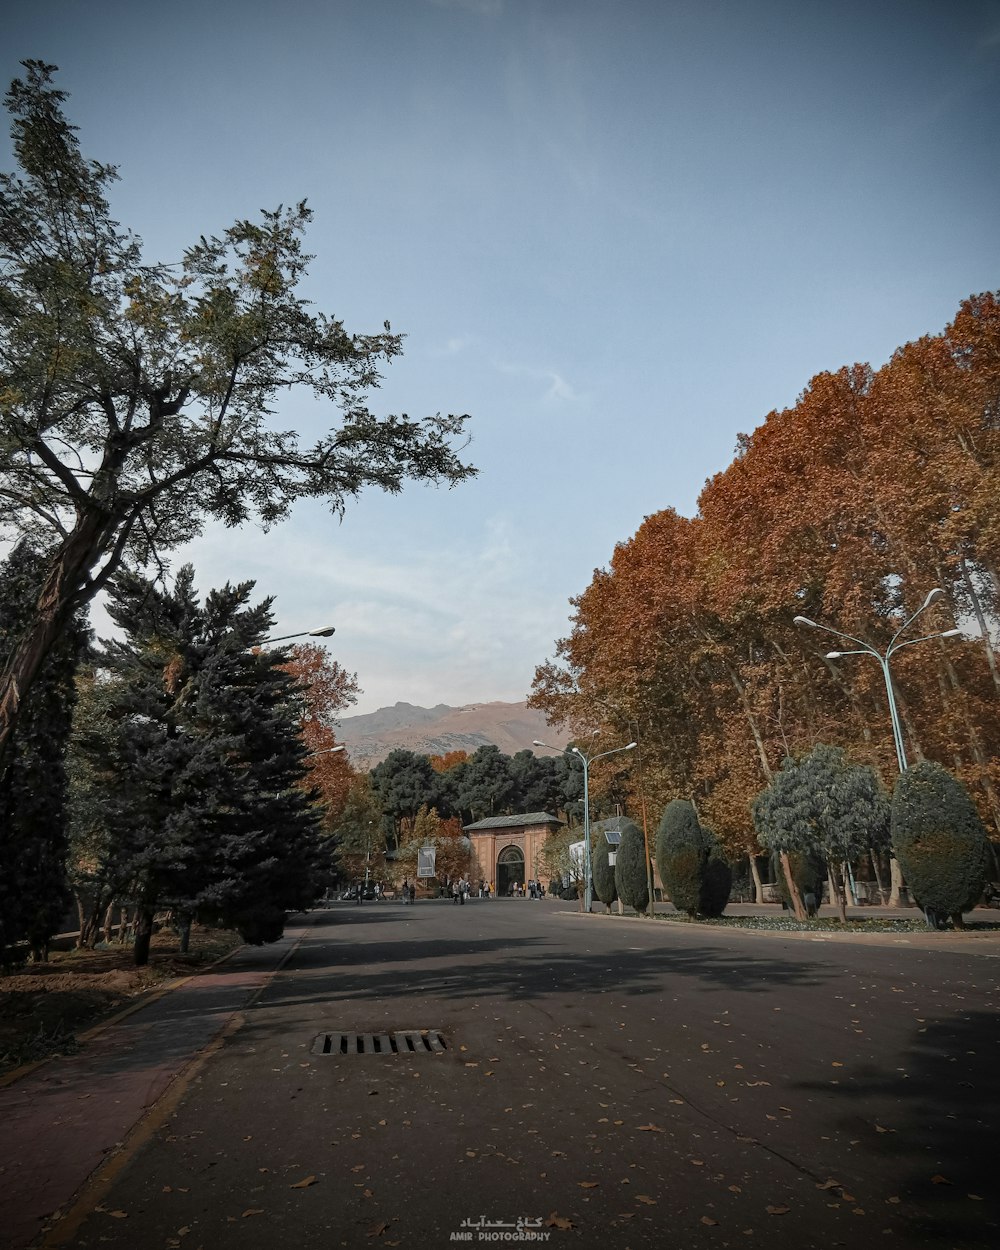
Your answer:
401,878 -> 409,903
408,882 -> 416,904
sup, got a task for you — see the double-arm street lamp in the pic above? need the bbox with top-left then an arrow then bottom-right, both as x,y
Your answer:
533,738 -> 637,911
794,588 -> 960,771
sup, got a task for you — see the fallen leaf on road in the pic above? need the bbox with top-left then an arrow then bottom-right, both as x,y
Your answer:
351,1165 -> 365,1173
968,1194 -> 983,1201
290,1175 -> 318,1189
930,1175 -> 952,1186
636,1195 -> 657,1205
108,1211 -> 128,1220
701,1216 -> 719,1225
875,1125 -> 890,1133
367,1220 -> 390,1237
745,1082 -> 770,1088
545,1214 -> 576,1230
579,1181 -> 599,1188
816,1180 -> 842,1191
887,1197 -> 901,1205
637,1123 -> 664,1132
690,1159 -> 705,1167
728,1186 -> 742,1194
766,1205 -> 790,1215
242,1210 -> 265,1218
831,1062 -> 844,1068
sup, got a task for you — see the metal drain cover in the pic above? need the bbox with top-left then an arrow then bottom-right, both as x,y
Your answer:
312,1030 -> 447,1056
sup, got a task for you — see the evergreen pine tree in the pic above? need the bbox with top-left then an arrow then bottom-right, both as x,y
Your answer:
656,799 -> 730,918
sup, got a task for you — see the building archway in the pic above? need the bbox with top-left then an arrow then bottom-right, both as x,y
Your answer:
496,844 -> 525,897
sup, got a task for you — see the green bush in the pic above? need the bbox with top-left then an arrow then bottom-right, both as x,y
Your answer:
613,820 -> 649,912
656,800 -> 730,917
891,761 -> 989,923
591,834 -> 618,910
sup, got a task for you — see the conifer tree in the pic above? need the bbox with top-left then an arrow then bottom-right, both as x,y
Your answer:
613,819 -> 649,913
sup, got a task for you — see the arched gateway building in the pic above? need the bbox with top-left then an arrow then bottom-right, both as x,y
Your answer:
462,812 -> 564,896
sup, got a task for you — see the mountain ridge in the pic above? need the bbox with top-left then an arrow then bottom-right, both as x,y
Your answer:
336,699 -> 567,768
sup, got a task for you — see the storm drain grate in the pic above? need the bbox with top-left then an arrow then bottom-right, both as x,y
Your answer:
311,1030 -> 448,1056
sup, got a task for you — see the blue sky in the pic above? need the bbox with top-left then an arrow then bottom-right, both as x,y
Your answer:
4,0 -> 999,715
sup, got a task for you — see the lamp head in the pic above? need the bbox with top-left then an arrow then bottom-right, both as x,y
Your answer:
793,615 -> 817,627
923,588 -> 944,608
825,651 -> 842,659
940,627 -> 961,638
309,626 -> 336,637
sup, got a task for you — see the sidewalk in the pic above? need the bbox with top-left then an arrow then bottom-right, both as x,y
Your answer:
0,923 -> 308,1250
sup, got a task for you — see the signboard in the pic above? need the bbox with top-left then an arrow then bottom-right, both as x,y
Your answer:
417,846 -> 437,878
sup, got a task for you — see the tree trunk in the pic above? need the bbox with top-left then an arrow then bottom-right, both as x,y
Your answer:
869,850 -> 887,904
133,906 -> 155,967
748,850 -> 765,904
959,556 -> 1000,694
889,855 -> 905,907
779,850 -> 807,921
0,508 -> 116,763
828,864 -> 847,923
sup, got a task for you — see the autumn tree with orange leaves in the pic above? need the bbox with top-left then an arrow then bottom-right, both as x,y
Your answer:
531,292 -> 1000,911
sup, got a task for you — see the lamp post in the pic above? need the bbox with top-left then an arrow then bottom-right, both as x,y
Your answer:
264,625 -> 336,644
534,738 -> 637,911
794,588 -> 960,771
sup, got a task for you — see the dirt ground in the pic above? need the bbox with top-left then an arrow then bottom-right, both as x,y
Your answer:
0,926 -> 242,1074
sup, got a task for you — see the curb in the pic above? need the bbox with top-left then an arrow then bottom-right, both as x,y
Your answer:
0,939 -> 246,1092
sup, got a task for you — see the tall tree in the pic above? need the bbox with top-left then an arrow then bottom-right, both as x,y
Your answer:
77,566 -> 323,961
0,62 -> 475,762
0,542 -> 88,965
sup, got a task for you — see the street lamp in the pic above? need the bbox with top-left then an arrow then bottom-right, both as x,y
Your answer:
533,738 -> 637,911
264,625 -> 336,644
305,745 -> 346,759
794,588 -> 960,771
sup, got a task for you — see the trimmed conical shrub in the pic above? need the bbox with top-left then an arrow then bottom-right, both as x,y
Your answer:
891,761 -> 988,925
613,819 -> 649,912
656,799 -> 730,917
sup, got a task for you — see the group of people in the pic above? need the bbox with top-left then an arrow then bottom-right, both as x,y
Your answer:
399,879 -> 417,903
507,879 -> 545,898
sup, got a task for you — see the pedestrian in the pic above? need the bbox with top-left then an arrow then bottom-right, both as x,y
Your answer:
402,878 -> 409,903
356,879 -> 362,905
409,882 -> 416,904
452,879 -> 460,904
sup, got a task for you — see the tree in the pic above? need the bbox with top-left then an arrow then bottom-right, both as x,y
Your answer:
75,566 -> 324,961
456,745 -> 516,821
369,749 -> 441,846
753,745 -> 889,922
613,819 -> 649,913
655,799 -> 730,919
0,541 -> 88,965
0,62 -> 475,763
280,643 -> 358,834
891,760 -> 989,929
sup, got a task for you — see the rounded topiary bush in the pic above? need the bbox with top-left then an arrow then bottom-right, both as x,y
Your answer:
656,800 -> 729,917
701,846 -> 732,918
591,832 -> 618,911
613,819 -> 649,912
891,761 -> 988,924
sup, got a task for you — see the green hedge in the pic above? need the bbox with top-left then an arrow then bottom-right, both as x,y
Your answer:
891,761 -> 988,922
656,799 -> 730,918
613,819 -> 649,912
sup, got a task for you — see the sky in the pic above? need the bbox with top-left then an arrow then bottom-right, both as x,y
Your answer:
4,0 -> 999,716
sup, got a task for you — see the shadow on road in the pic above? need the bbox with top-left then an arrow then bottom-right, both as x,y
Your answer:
793,1008 -> 999,1247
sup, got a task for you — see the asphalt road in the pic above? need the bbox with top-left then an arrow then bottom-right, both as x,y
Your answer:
38,899 -> 1000,1250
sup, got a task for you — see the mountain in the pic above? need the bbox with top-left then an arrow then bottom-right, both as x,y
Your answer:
336,700 -> 568,768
